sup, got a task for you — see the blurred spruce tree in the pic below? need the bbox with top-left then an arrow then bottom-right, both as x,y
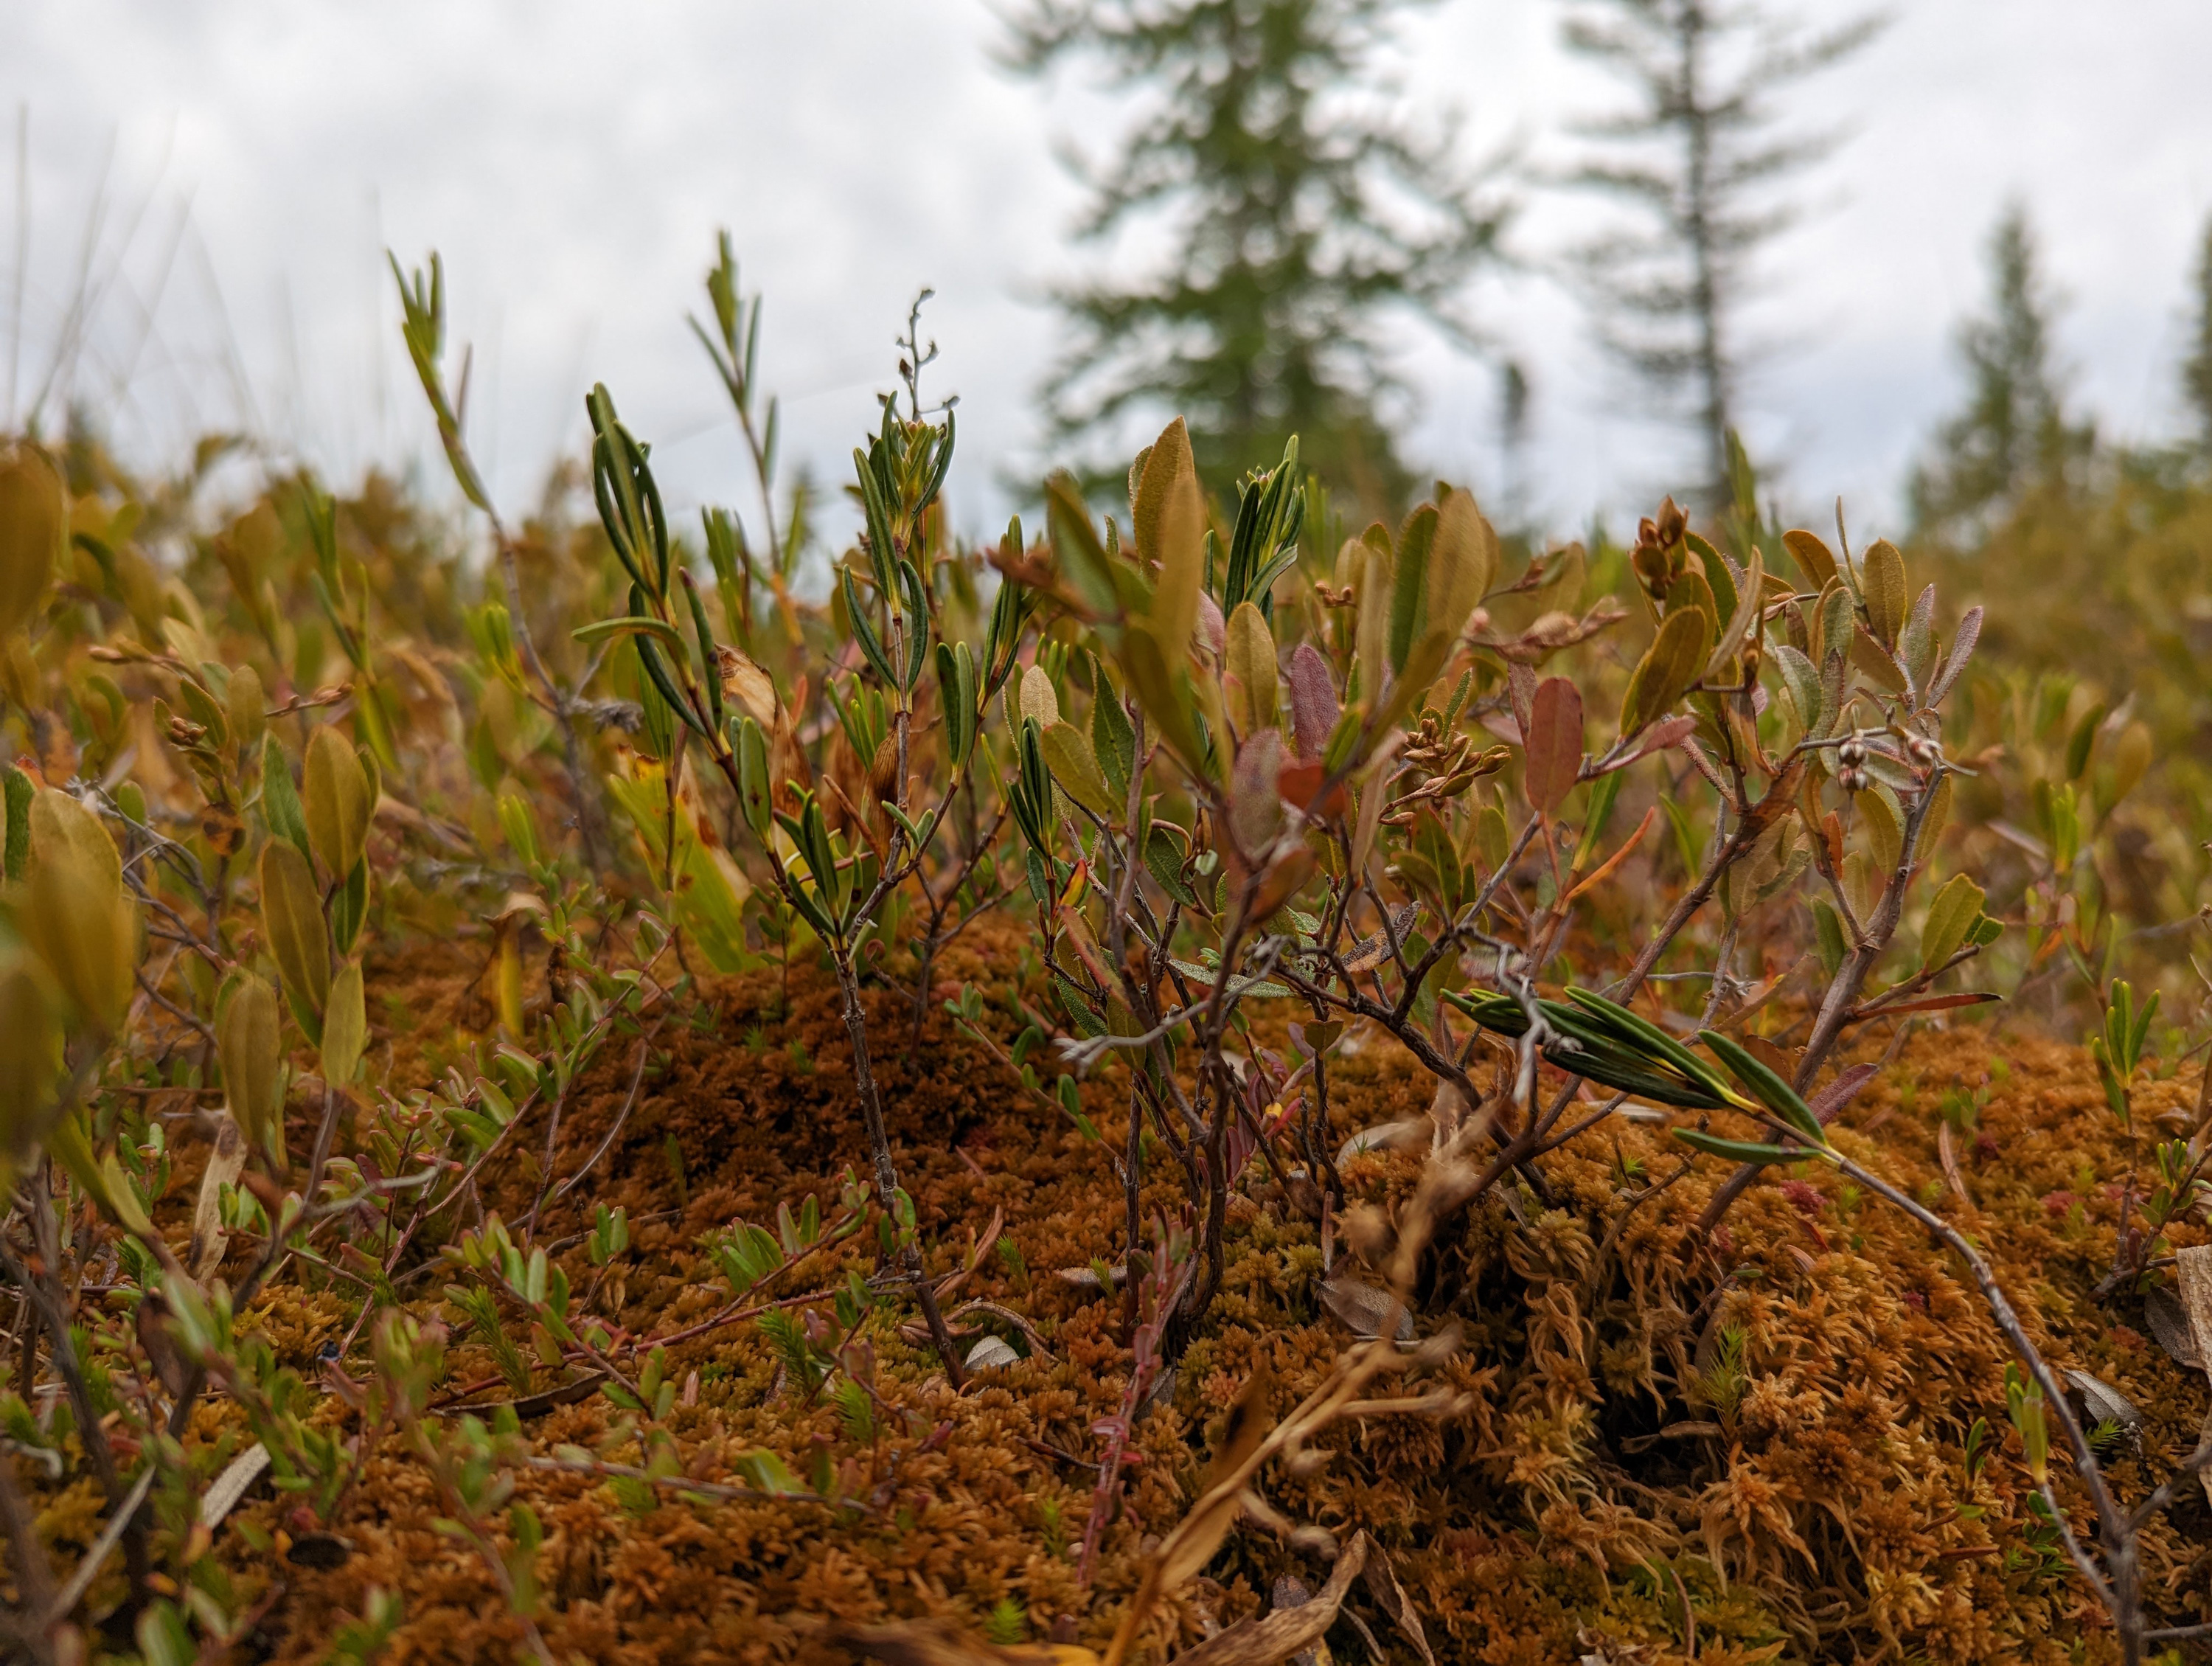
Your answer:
2185,212 -> 2212,462
1561,0 -> 1881,511
1006,0 -> 1506,513
1909,204 -> 2095,544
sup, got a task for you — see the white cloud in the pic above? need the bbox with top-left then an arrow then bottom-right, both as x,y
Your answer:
4,0 -> 2208,541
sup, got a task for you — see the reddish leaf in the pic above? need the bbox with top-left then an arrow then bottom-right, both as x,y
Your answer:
1277,758 -> 1346,819
1523,676 -> 1583,814
1287,643 -> 1338,759
1864,990 -> 2001,1017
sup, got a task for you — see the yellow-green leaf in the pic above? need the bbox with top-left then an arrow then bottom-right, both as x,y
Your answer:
1039,721 -> 1119,822
1863,539 -> 1907,646
0,959 -> 61,1163
304,724 -> 372,879
0,443 -> 63,638
1862,787 -> 1903,875
225,664 -> 267,759
1133,417 -> 1204,661
1018,662 -> 1060,729
1781,528 -> 1838,589
1618,609 -> 1713,735
2112,721 -> 2152,807
260,838 -> 330,1037
100,1150 -> 156,1238
1354,536 -> 1394,709
21,791 -> 133,1032
321,959 -> 367,1087
218,973 -> 284,1161
1921,873 -> 1986,972
1425,489 -> 1498,647
1225,601 -> 1279,735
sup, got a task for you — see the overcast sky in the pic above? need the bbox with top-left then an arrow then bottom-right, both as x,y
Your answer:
5,1 -> 2209,548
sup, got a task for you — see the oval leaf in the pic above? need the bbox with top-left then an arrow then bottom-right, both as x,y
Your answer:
1619,608 -> 1712,736
304,725 -> 372,880
1523,676 -> 1583,815
321,959 -> 367,1086
260,838 -> 330,1037
1040,721 -> 1119,822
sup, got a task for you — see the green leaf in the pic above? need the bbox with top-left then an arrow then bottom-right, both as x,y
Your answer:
1225,601 -> 1279,735
1673,1128 -> 1809,1165
321,959 -> 367,1084
1920,873 -> 1986,972
1862,539 -> 1907,646
1091,676 -> 1135,799
1699,1030 -> 1824,1145
571,614 -> 684,648
1040,721 -> 1119,822
842,566 -> 898,687
1133,417 -> 1204,660
260,838 -> 330,1041
1387,504 -> 1436,675
304,725 -> 372,880
1619,608 -> 1712,735
1565,988 -> 1743,1106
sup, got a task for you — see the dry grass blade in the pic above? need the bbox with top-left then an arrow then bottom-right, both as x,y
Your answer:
1166,1533 -> 1368,1666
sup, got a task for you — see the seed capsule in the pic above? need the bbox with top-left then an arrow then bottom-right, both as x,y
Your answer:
1839,766 -> 1868,794
1837,735 -> 1868,768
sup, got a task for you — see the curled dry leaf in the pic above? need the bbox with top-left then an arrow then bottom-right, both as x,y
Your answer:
2143,1285 -> 2200,1370
2062,1368 -> 2144,1447
1335,1118 -> 1430,1165
1164,1533 -> 1369,1666
199,1443 -> 273,1531
963,1335 -> 1020,1372
1318,1275 -> 1413,1343
1358,1541 -> 1436,1666
189,1115 -> 248,1280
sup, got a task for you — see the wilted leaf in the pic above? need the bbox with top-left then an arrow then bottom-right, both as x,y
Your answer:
1523,676 -> 1582,815
1319,1275 -> 1413,1342
198,1444 -> 274,1533
1167,1533 -> 1369,1666
963,1336 -> 1020,1372
2143,1286 -> 2201,1370
1360,1542 -> 1436,1666
716,645 -> 779,727
2061,1368 -> 2143,1444
189,1115 -> 248,1279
